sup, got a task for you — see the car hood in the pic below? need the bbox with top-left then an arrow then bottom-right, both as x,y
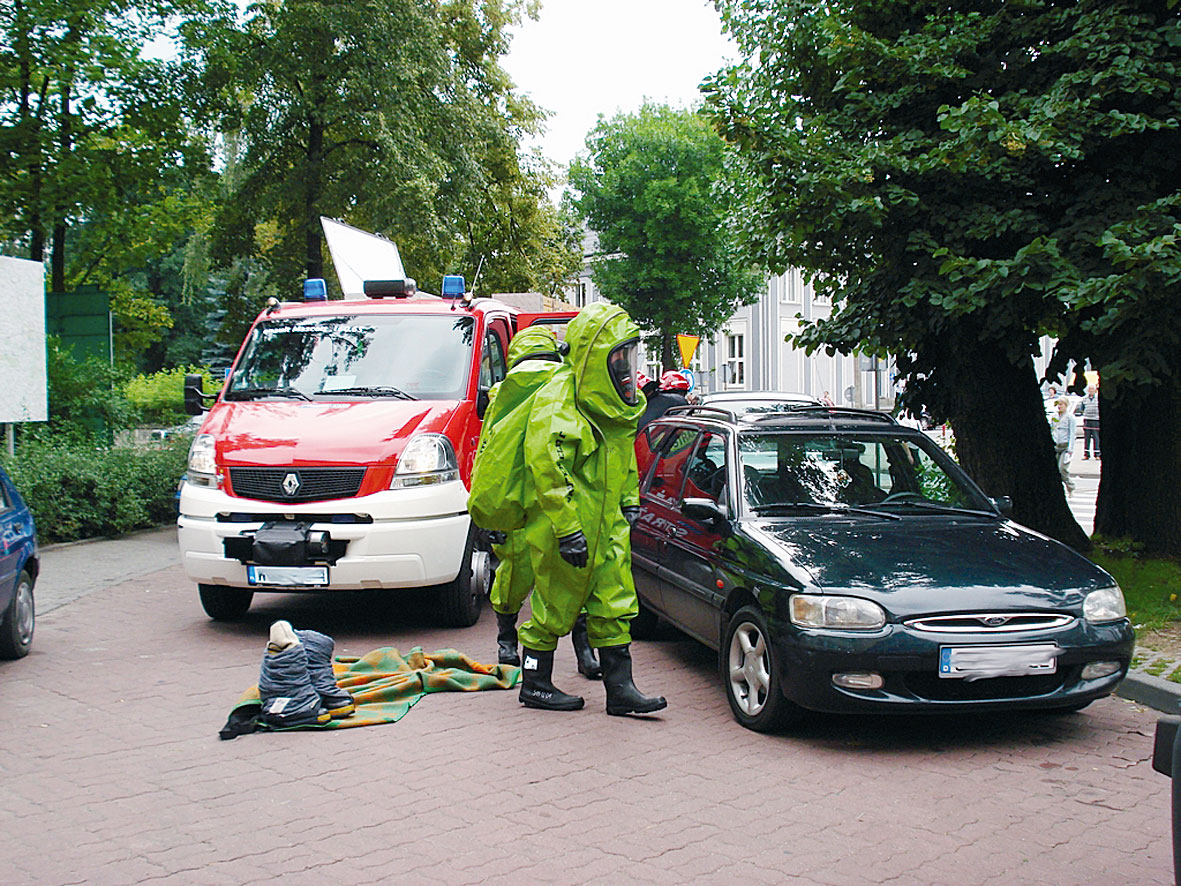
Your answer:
749,517 -> 1113,615
203,400 -> 461,467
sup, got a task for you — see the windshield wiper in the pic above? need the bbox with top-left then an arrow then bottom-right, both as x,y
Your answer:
872,501 -> 998,518
751,502 -> 901,521
226,386 -> 313,402
316,385 -> 417,400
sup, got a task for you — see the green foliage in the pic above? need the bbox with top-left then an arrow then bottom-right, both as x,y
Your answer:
0,437 -> 188,543
568,103 -> 762,367
208,0 -> 571,299
44,336 -> 136,436
123,365 -> 217,426
1091,548 -> 1181,635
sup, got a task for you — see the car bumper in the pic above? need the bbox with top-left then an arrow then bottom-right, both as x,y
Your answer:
177,480 -> 470,591
773,619 -> 1136,714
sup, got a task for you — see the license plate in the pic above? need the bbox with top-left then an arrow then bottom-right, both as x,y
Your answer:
247,565 -> 328,587
938,644 -> 1060,680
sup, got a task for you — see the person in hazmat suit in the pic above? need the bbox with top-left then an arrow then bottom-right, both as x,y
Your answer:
515,302 -> 667,716
468,325 -> 602,678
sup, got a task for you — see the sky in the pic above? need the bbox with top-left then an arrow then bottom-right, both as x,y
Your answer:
501,0 -> 737,170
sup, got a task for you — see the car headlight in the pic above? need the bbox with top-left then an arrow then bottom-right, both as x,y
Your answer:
1083,585 -> 1127,624
392,433 -> 459,487
187,434 -> 217,479
790,594 -> 886,630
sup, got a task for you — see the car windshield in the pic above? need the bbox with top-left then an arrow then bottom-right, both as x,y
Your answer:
226,314 -> 475,401
738,432 -> 992,513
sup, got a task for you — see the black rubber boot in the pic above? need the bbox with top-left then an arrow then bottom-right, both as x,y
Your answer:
519,647 -> 584,711
297,629 -> 355,719
600,644 -> 667,716
571,614 -> 602,679
495,610 -> 521,666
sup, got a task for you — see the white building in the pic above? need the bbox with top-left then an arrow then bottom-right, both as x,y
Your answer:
567,252 -> 896,411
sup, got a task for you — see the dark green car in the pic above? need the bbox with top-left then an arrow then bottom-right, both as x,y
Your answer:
631,405 -> 1133,732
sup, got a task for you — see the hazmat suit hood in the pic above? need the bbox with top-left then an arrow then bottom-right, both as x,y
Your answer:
566,302 -> 645,425
507,325 -> 562,368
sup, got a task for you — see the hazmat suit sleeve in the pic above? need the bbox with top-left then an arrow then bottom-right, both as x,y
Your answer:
621,441 -> 639,510
525,374 -> 588,540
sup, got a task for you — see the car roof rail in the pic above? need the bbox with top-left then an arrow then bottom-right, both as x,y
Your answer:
662,405 -> 737,423
746,406 -> 899,427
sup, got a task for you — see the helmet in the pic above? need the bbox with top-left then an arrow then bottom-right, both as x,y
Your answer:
659,370 -> 690,392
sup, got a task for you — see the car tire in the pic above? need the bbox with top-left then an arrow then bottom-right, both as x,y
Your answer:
436,526 -> 484,627
198,584 -> 253,620
630,597 -> 660,640
722,605 -> 801,732
0,569 -> 35,659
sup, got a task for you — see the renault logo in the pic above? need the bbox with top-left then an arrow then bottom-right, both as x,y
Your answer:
282,472 -> 301,497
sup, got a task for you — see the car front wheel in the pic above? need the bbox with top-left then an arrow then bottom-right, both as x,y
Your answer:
722,605 -> 800,732
199,584 -> 253,620
436,526 -> 484,627
0,569 -> 35,659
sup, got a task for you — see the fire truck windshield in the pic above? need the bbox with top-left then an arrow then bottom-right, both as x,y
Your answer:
226,314 -> 476,401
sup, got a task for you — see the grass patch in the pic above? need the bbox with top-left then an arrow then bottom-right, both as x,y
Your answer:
1144,659 -> 1171,677
1169,667 -> 1181,685
1090,549 -> 1181,635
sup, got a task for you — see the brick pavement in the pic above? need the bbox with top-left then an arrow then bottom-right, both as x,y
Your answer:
0,557 -> 1173,885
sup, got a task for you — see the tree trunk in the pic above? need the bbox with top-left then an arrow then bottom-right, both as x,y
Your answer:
946,340 -> 1090,551
304,111 -> 325,281
1095,375 -> 1181,556
661,333 -> 675,374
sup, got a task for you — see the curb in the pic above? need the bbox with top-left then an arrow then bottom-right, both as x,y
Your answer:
1116,670 -> 1181,715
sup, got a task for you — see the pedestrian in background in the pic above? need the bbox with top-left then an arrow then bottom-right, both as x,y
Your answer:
1051,396 -> 1078,494
1081,384 -> 1101,460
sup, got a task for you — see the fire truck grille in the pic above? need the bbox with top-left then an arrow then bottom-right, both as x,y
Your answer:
228,467 -> 367,503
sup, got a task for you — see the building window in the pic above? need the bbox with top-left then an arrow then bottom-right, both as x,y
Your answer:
725,333 -> 745,387
781,271 -> 801,304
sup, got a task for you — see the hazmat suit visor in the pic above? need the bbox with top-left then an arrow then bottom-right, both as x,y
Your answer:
608,338 -> 641,405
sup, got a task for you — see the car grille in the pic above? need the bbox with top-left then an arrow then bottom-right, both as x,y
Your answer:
904,613 -> 1075,633
228,467 -> 366,503
906,672 -> 1066,702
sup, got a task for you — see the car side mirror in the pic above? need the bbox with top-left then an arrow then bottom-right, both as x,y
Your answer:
476,388 -> 491,419
184,373 -> 207,415
681,497 -> 732,536
990,495 -> 1013,517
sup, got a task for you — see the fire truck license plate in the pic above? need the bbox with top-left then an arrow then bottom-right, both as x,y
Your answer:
247,565 -> 328,587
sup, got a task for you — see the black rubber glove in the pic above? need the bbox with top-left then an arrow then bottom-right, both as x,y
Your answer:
622,506 -> 641,527
476,528 -> 507,547
558,531 -> 589,568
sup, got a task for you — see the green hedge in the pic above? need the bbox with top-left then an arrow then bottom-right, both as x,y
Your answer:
124,365 -> 220,427
1,437 -> 189,544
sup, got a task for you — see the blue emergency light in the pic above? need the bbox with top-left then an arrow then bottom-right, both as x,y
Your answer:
441,275 -> 466,299
303,278 -> 327,301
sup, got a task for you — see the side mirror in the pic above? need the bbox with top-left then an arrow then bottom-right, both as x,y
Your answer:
476,388 -> 490,420
681,497 -> 732,536
990,495 -> 1013,517
184,374 -> 207,415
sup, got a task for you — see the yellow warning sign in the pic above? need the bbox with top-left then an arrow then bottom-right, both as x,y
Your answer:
676,334 -> 700,369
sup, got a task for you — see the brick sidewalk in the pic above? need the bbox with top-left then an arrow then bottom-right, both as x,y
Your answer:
0,562 -> 1172,885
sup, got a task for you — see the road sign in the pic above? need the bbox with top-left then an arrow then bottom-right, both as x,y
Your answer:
676,334 -> 700,369
679,369 -> 696,392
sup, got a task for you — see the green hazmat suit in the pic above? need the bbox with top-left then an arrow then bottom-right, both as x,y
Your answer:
517,302 -> 645,651
469,326 -> 564,617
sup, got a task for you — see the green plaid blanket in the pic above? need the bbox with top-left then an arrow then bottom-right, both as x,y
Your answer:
227,646 -> 521,733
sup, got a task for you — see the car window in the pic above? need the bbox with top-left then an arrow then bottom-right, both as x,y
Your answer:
739,432 -> 985,509
480,330 -> 507,389
646,428 -> 699,505
636,424 -> 672,485
0,479 -> 10,512
682,431 -> 729,508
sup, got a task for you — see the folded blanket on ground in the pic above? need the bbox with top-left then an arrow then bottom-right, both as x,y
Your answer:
220,646 -> 520,738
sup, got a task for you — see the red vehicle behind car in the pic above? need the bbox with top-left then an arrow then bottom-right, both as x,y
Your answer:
178,267 -> 572,625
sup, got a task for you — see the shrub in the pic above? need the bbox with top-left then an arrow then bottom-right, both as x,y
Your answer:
1,437 -> 189,543
124,365 -> 219,427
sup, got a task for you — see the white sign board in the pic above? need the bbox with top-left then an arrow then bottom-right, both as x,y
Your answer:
0,256 -> 47,423
320,217 -> 406,298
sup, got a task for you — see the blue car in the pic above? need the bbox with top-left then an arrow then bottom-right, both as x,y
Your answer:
0,465 -> 38,658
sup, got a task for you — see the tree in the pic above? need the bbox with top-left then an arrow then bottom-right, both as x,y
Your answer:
568,103 -> 762,370
706,0 -> 1181,552
210,0 -> 577,301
